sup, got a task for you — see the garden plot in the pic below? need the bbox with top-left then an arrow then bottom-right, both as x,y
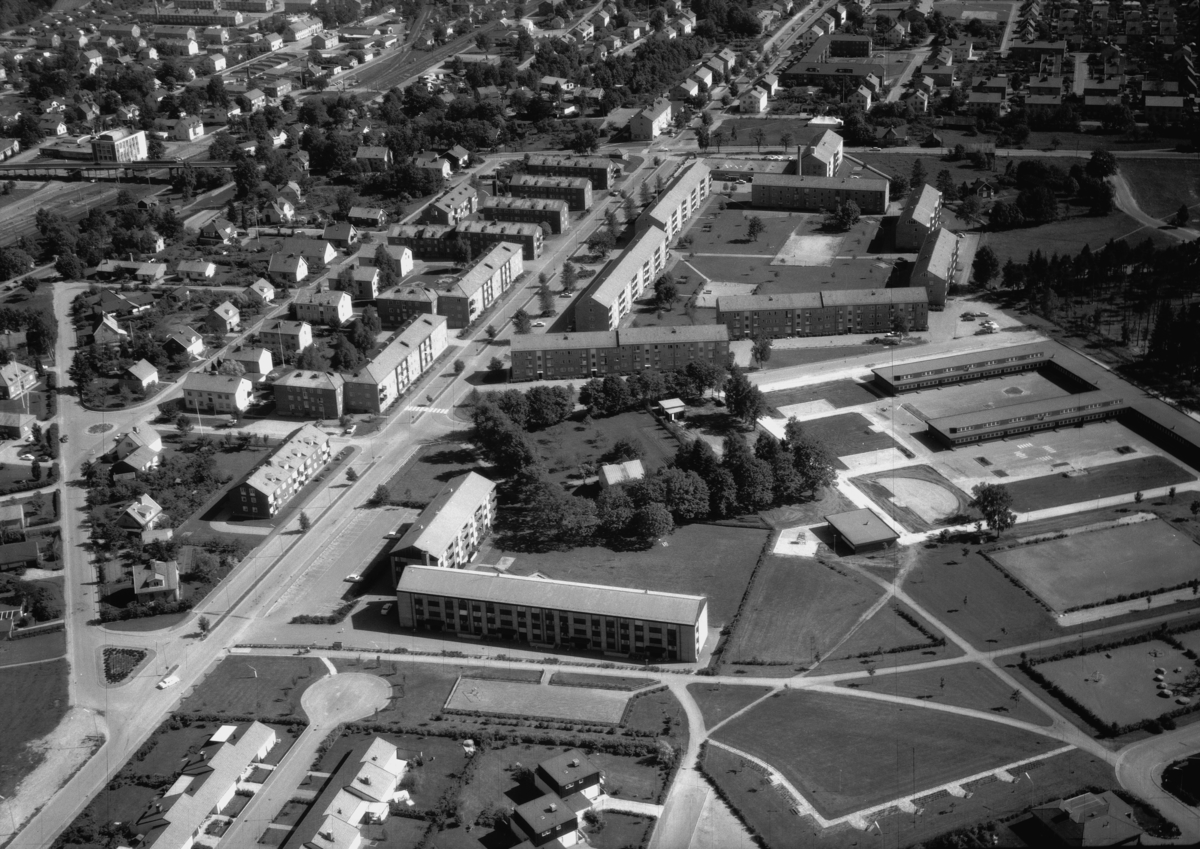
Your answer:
990,518 -> 1200,613
445,678 -> 630,724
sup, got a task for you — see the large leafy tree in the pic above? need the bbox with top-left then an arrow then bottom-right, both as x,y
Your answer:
970,482 -> 1016,538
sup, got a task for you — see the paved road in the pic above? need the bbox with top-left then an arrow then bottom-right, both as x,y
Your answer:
1111,172 -> 1199,243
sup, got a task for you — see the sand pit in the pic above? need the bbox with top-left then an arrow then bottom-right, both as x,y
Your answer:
772,233 -> 844,266
879,477 -> 960,524
695,281 -> 758,308
777,400 -> 837,419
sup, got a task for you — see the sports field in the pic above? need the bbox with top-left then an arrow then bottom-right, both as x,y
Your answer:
793,412 -> 897,466
1037,640 -> 1194,727
712,690 -> 1060,819
1001,456 -> 1196,513
907,371 -> 1075,420
853,464 -> 973,531
991,519 -> 1200,612
445,678 -> 629,724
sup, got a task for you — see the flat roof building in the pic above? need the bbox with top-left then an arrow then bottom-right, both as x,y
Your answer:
396,565 -> 710,662
825,507 -> 899,553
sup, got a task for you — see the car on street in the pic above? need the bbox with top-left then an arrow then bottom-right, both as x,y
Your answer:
532,321 -> 545,327
342,424 -> 357,436
869,146 -> 882,151
345,573 -> 364,582
381,603 -> 393,615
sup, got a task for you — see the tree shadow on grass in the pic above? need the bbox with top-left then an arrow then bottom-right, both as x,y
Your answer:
420,446 -> 480,466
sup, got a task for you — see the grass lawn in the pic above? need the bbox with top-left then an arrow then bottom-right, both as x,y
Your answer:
1119,158 -> 1200,221
530,410 -> 679,490
624,686 -> 689,745
764,379 -> 881,415
982,210 -> 1177,265
992,518 -> 1200,611
0,629 -> 66,668
446,678 -> 630,724
1037,640 -> 1194,727
0,659 -> 68,797
317,729 -> 468,805
550,671 -> 656,690
590,751 -> 668,803
794,412 -> 897,466
382,438 -> 488,507
712,689 -> 1062,819
721,118 -> 818,148
1003,456 -> 1195,513
827,600 -> 943,661
722,557 -> 882,672
702,743 -> 1120,849
687,684 -> 773,730
178,656 -> 326,720
505,524 -> 768,627
840,663 -> 1054,727
587,812 -> 656,849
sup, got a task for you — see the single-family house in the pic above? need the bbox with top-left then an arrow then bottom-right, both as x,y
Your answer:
206,301 -> 241,335
132,560 -> 181,601
268,253 -> 308,284
181,372 -> 252,413
176,259 -> 216,280
123,360 -> 159,392
246,278 -> 276,304
164,325 -> 205,358
118,493 -> 164,534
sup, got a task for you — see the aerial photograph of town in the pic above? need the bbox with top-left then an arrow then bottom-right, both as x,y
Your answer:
0,0 -> 1197,844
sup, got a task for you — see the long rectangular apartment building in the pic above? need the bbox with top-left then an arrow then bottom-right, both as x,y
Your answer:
872,343 -> 1057,394
232,423 -> 330,517
752,172 -> 890,214
396,566 -> 710,662
910,227 -> 959,309
510,325 -> 730,381
437,241 -> 524,328
717,288 -> 929,339
480,197 -> 571,234
509,174 -> 593,211
344,314 -> 448,414
638,161 -> 712,241
525,153 -> 619,190
927,392 -> 1128,447
386,472 -> 497,584
575,225 -> 668,331
896,184 -> 942,252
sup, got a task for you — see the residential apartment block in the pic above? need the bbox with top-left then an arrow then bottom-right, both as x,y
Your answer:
344,314 -> 449,414
272,370 -> 345,419
437,242 -> 524,329
575,225 -> 668,332
896,183 -> 943,252
396,566 -> 710,662
388,221 -> 543,262
457,220 -> 543,261
629,99 -> 672,140
376,285 -> 439,329
181,373 -> 251,413
424,184 -> 479,225
479,197 -> 571,234
292,289 -> 352,326
524,154 -> 619,190
260,319 -> 313,358
510,325 -> 730,381
386,472 -> 497,583
638,161 -> 712,241
751,172 -> 890,214
716,288 -> 929,339
508,174 -> 594,211
910,226 -> 959,308
233,423 -> 331,517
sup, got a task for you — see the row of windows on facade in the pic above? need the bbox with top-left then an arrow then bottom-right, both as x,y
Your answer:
954,408 -> 1117,434
897,355 -> 1044,380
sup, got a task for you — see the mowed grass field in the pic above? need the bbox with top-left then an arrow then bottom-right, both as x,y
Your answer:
763,344 -> 879,370
992,519 -> 1200,611
712,690 -> 1061,819
703,744 -> 1120,849
764,379 -> 881,414
446,678 -> 629,724
382,439 -> 489,506
722,557 -> 882,672
840,663 -> 1054,727
1003,456 -> 1195,512
506,524 -> 768,626
795,413 -> 897,465
1037,640 -> 1193,727
180,656 -> 327,720
688,683 -> 772,730
1119,159 -> 1200,221
982,210 -> 1176,264
0,659 -> 68,797
827,601 -> 944,662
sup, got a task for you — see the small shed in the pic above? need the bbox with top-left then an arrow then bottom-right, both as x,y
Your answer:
825,508 -> 899,554
658,398 -> 686,421
599,459 -> 645,489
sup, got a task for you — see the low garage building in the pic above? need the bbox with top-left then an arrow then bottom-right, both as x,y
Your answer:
825,508 -> 899,554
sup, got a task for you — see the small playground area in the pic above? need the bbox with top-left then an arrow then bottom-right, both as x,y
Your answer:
772,232 -> 843,266
906,371 -> 1076,421
990,518 -> 1200,612
1037,640 -> 1198,727
444,677 -> 630,724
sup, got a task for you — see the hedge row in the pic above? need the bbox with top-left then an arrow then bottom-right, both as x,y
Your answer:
981,551 -> 1056,613
704,533 -> 777,671
290,600 -> 356,625
99,598 -> 193,623
1064,579 -> 1200,614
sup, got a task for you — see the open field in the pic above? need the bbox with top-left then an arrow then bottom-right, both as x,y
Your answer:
1119,159 -> 1200,221
982,211 -> 1177,264
795,413 -> 897,466
446,677 -> 630,724
764,379 -> 881,415
702,743 -> 1121,849
840,663 -> 1054,726
713,690 -> 1061,819
722,557 -> 882,672
688,684 -> 773,730
179,656 -> 327,720
907,371 -> 1076,420
0,659 -> 68,797
992,519 -> 1200,611
828,601 -> 944,662
0,629 -> 66,668
1002,456 -> 1195,513
381,438 -> 488,506
1038,640 -> 1195,727
505,524 -> 768,627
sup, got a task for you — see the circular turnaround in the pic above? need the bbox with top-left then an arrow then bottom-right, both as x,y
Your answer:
300,672 -> 391,725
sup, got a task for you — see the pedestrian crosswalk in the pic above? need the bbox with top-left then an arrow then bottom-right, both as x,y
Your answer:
405,405 -> 452,415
